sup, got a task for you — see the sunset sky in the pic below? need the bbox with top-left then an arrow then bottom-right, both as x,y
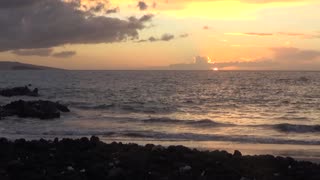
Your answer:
0,0 -> 320,70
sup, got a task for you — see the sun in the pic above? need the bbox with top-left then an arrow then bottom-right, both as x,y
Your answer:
212,67 -> 219,71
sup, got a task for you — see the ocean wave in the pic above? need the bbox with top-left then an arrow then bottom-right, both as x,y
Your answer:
118,131 -> 320,145
97,116 -> 231,128
71,103 -> 176,114
3,129 -> 320,145
74,104 -> 115,110
275,77 -> 310,85
273,116 -> 309,121
142,118 -> 230,127
274,123 -> 320,133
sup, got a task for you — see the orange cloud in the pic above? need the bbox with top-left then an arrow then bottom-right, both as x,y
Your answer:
214,47 -> 320,70
225,32 -> 317,38
225,32 -> 274,36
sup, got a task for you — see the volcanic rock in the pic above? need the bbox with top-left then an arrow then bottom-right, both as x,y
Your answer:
1,100 -> 70,119
0,86 -> 39,97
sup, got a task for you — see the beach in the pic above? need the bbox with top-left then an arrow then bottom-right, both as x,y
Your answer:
1,136 -> 320,180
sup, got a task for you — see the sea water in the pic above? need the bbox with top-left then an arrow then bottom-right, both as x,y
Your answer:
1,70 -> 320,161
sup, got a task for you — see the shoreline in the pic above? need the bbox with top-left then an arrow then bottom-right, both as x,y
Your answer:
100,138 -> 320,164
3,134 -> 320,163
0,137 -> 320,180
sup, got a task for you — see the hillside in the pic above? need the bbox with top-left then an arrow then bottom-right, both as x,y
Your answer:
0,61 -> 62,70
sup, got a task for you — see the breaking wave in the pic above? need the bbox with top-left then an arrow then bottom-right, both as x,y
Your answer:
274,123 -> 320,133
5,130 -> 320,145
141,118 -> 231,127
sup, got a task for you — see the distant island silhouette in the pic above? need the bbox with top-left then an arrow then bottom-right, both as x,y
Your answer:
0,61 -> 62,70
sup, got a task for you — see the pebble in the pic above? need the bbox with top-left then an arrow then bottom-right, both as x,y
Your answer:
114,160 -> 120,165
109,162 -> 114,167
240,177 -> 250,180
152,145 -> 165,151
180,165 -> 192,173
108,167 -> 125,178
273,173 -> 280,176
1,137 -> 320,180
67,166 -> 74,171
201,170 -> 206,176
233,150 -> 242,157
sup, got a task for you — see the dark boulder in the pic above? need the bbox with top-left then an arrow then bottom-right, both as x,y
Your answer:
233,150 -> 242,158
0,107 -> 3,120
0,86 -> 39,97
1,100 -> 70,119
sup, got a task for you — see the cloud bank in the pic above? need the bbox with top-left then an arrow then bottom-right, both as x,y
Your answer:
11,48 -> 54,57
164,47 -> 320,70
225,32 -> 320,38
137,1 -> 148,11
106,7 -> 119,14
52,51 -> 77,58
11,48 -> 76,58
0,0 -> 153,52
216,47 -> 320,70
138,33 -> 175,42
168,56 -> 216,70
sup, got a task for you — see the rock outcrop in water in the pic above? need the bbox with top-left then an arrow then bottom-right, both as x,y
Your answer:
0,100 -> 70,119
0,86 -> 39,97
0,137 -> 319,180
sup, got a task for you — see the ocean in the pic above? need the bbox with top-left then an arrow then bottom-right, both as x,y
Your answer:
1,70 -> 320,161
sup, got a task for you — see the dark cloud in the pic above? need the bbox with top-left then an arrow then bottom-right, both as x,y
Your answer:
89,2 -> 105,13
11,48 -> 76,58
52,51 -> 76,58
180,33 -> 189,38
0,0 -> 39,9
0,0 -> 152,52
149,36 -> 157,42
139,14 -> 154,22
137,1 -> 148,11
137,33 -> 175,42
106,7 -> 119,14
161,34 -> 175,41
11,48 -> 53,57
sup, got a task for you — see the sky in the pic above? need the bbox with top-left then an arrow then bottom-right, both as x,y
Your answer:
0,0 -> 320,70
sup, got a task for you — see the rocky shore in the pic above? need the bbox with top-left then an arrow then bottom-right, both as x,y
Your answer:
0,100 -> 70,120
0,86 -> 39,97
0,85 -> 70,120
0,137 -> 319,180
